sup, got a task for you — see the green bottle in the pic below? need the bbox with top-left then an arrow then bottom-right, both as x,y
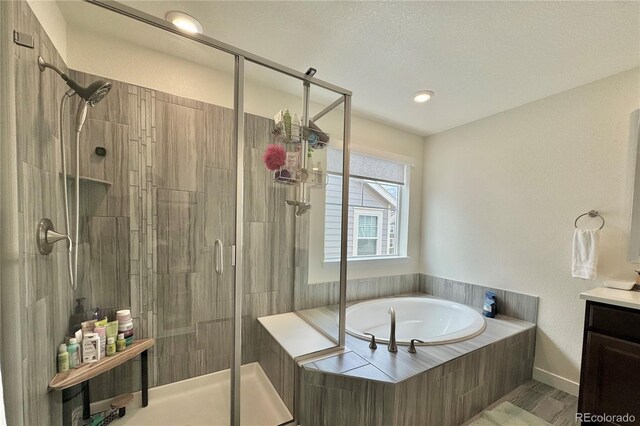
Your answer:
57,344 -> 69,373
283,109 -> 292,141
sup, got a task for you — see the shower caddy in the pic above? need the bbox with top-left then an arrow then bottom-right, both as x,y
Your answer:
269,75 -> 336,216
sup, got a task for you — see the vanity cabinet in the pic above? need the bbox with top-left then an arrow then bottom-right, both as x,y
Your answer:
578,301 -> 640,424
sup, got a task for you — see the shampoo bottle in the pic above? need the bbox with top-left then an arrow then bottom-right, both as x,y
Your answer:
57,344 -> 69,373
312,161 -> 322,185
482,291 -> 497,318
106,337 -> 116,356
292,113 -> 301,142
283,109 -> 292,141
67,338 -> 80,368
116,333 -> 126,352
69,298 -> 86,335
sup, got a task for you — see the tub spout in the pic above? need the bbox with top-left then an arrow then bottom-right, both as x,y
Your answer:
388,307 -> 397,353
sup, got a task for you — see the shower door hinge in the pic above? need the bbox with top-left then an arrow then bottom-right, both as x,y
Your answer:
231,245 -> 236,267
13,31 -> 34,49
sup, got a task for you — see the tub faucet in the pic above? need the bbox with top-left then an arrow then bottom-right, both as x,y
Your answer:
388,307 -> 397,353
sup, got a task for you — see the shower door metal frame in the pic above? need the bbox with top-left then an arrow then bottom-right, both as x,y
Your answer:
231,55 -> 245,426
0,1 -> 25,424
80,2 -> 352,426
86,0 -> 352,97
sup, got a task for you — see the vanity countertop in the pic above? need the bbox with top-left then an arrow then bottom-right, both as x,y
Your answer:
580,286 -> 640,311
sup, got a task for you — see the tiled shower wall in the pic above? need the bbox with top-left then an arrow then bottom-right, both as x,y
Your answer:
9,0 -> 72,423
69,69 -> 297,398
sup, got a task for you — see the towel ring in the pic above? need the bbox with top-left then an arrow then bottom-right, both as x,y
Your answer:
574,210 -> 605,230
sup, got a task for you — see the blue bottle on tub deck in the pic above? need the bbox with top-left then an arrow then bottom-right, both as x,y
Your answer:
483,291 -> 497,318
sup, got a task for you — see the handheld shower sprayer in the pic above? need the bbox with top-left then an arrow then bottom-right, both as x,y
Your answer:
38,56 -> 112,290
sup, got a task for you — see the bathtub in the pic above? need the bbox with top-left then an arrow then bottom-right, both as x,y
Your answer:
346,296 -> 486,345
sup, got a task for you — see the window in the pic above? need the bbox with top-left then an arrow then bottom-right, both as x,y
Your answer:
324,148 -> 408,261
354,208 -> 383,256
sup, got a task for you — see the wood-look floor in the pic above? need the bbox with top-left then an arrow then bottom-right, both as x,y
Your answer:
464,380 -> 579,426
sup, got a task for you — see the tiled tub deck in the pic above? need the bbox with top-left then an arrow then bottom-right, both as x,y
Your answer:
259,291 -> 537,426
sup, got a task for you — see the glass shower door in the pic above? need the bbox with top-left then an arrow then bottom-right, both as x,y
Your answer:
233,60 -> 350,425
230,58 -> 297,426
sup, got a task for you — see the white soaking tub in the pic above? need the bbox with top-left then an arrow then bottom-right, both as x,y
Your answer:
346,296 -> 486,345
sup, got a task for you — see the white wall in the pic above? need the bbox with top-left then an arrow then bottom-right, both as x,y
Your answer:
26,0 -> 68,61
421,68 -> 640,394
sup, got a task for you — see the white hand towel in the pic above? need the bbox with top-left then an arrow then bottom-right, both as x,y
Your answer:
572,229 -> 600,280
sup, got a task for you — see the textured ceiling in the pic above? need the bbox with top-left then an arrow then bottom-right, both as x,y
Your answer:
59,1 -> 639,136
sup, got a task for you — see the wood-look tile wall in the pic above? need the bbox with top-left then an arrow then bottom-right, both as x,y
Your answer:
300,369 -> 397,426
258,328 -> 296,413
70,74 -> 298,394
295,273 -> 421,311
392,327 -> 536,426
420,274 -> 539,323
11,1 -> 73,423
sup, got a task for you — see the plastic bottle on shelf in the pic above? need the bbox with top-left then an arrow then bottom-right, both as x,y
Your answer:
116,333 -> 126,352
116,309 -> 134,346
292,113 -> 301,142
67,338 -> 80,368
283,109 -> 292,141
106,337 -> 116,356
312,161 -> 323,186
57,344 -> 69,373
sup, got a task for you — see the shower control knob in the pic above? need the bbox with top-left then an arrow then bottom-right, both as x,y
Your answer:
37,218 -> 72,255
95,147 -> 107,157
364,332 -> 377,350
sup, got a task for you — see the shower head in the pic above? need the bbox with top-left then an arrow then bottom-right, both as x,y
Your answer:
295,203 -> 311,216
37,56 -> 112,106
67,79 -> 112,106
72,80 -> 111,132
286,200 -> 312,216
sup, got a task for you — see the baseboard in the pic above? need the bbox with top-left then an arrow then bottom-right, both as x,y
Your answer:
533,367 -> 579,396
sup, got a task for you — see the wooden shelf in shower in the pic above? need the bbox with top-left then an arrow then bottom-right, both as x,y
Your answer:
60,173 -> 112,187
49,338 -> 154,391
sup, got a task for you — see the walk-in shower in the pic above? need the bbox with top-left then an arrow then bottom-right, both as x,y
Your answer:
37,56 -> 112,289
1,0 -> 351,424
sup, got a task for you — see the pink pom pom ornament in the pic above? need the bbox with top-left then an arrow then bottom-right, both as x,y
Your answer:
263,144 -> 286,171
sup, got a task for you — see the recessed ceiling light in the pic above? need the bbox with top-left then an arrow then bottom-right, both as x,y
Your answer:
166,11 -> 203,34
413,90 -> 434,103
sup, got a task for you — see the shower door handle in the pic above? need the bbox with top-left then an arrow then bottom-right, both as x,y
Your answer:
214,239 -> 224,275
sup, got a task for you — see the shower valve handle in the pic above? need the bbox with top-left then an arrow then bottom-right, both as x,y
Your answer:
37,218 -> 72,255
48,230 -> 73,253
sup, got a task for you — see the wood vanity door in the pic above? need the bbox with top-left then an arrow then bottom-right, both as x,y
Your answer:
580,332 -> 640,425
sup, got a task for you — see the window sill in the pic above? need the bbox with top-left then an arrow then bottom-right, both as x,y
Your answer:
323,255 -> 411,265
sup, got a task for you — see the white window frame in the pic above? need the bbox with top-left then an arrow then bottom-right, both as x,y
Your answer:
387,209 -> 395,255
353,207 -> 384,257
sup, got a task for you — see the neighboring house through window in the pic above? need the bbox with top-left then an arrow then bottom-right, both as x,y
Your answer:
324,148 -> 408,261
354,208 -> 383,256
